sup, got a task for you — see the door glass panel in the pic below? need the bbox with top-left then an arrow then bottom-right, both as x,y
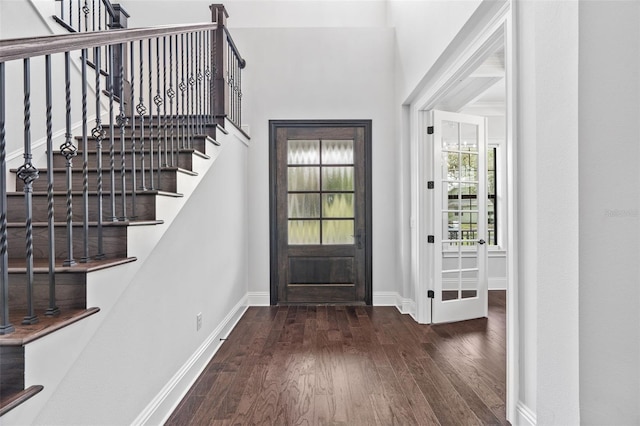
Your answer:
460,152 -> 478,181
289,220 -> 320,245
442,120 -> 459,150
322,167 -> 354,191
322,140 -> 353,164
288,140 -> 320,164
460,123 -> 478,152
443,152 -> 459,180
442,270 -> 460,301
288,167 -> 320,191
288,194 -> 320,218
322,193 -> 354,218
322,220 -> 354,244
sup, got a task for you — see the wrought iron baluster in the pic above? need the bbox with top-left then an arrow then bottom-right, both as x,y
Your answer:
61,52 -> 77,267
108,45 -> 117,221
83,0 -> 89,32
189,32 -> 195,149
205,30 -> 212,127
92,46 -> 105,259
179,33 -> 187,150
97,0 -> 101,31
69,0 -> 72,30
137,39 -> 147,191
81,48 -> 90,262
238,59 -> 242,127
18,58 -> 39,325
168,35 -> 176,167
44,55 -> 59,317
148,38 -> 155,189
161,37 -> 168,169
0,62 -> 14,335
92,0 -> 95,31
154,38 -> 163,189
129,40 -> 137,219
195,31 -> 201,136
118,42 -> 128,220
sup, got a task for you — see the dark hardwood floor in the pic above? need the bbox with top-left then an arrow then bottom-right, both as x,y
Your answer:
166,291 -> 507,425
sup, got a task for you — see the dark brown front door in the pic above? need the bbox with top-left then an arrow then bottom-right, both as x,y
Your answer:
269,120 -> 372,305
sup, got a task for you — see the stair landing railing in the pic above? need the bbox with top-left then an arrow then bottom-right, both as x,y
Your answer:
0,4 -> 245,335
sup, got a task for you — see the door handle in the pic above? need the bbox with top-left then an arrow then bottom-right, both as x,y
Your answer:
478,239 -> 486,245
356,230 -> 364,249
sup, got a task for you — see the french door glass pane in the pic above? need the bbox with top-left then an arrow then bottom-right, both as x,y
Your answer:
288,140 -> 320,165
322,193 -> 354,218
288,167 -> 320,191
442,120 -> 459,150
289,220 -> 320,244
322,167 -> 354,191
288,194 -> 320,218
460,123 -> 478,152
322,140 -> 354,164
322,220 -> 354,244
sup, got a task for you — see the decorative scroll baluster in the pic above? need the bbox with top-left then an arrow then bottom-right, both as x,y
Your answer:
108,45 -> 117,221
189,32 -> 195,149
17,58 -> 39,325
91,0 -> 95,31
198,32 -> 205,135
148,38 -> 155,189
205,30 -> 212,127
81,48 -> 90,262
137,40 -> 147,191
0,62 -> 14,335
195,32 -> 200,136
44,55 -> 60,317
61,52 -> 77,267
92,46 -> 105,259
97,0 -> 101,31
83,0 -> 89,32
154,38 -> 163,189
118,42 -> 128,220
129,40 -> 137,219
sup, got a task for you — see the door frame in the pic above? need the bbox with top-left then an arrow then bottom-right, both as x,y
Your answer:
268,119 -> 373,305
404,1 -> 517,423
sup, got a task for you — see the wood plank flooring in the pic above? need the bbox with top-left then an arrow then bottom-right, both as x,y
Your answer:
166,291 -> 507,426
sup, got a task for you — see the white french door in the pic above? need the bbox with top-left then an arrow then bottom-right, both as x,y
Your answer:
430,110 -> 488,323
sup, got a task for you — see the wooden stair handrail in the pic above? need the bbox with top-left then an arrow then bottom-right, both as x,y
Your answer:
0,23 -> 217,63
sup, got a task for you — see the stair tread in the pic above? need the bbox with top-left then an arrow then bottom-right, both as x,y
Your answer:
7,220 -> 163,227
0,385 -> 44,417
0,308 -> 100,346
7,257 -> 137,274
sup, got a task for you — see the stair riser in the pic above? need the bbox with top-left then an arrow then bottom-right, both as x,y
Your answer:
7,193 -> 157,223
0,347 -> 24,396
16,170 -> 178,193
7,226 -> 128,260
75,135 -> 207,154
52,150 -> 194,171
8,273 -> 86,312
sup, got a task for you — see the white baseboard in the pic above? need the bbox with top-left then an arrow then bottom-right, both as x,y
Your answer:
133,295 -> 249,426
372,291 -> 398,306
247,291 -> 270,306
515,401 -> 536,426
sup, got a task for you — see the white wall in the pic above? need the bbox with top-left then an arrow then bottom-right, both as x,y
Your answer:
516,1 -> 581,424
232,27 -> 398,296
578,1 -> 640,424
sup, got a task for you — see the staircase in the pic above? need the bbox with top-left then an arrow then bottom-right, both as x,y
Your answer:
0,3 -> 247,420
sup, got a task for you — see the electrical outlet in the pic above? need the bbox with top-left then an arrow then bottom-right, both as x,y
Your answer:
196,313 -> 202,331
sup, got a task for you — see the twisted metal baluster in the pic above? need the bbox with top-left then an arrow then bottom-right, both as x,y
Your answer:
108,45 -> 117,221
168,35 -> 176,167
205,30 -> 212,127
44,55 -> 60,317
137,40 -> 147,191
61,52 -> 77,267
0,63 -> 14,335
238,60 -> 243,127
195,32 -> 200,136
92,46 -> 105,259
154,38 -> 163,189
81,48 -> 90,262
179,34 -> 187,150
148,38 -> 155,189
91,0 -> 95,31
189,32 -> 196,149
129,41 -> 137,219
97,0 -> 101,30
118,42 -> 128,220
17,58 -> 39,325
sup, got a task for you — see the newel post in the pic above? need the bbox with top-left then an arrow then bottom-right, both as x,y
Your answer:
210,4 -> 228,125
